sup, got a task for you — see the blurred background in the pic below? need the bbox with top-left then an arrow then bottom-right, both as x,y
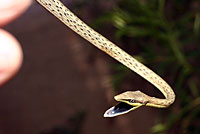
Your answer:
1,0 -> 200,134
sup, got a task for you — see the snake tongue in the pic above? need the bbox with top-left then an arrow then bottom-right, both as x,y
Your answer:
104,102 -> 139,117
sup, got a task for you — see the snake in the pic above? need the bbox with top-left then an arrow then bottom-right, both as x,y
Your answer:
36,0 -> 175,117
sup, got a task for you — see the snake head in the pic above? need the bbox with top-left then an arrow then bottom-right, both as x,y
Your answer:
104,91 -> 150,117
114,91 -> 150,105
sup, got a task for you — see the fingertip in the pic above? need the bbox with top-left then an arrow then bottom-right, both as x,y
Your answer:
0,0 -> 32,26
0,29 -> 23,86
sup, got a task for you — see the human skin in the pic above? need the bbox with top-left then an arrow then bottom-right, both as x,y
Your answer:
0,0 -> 32,86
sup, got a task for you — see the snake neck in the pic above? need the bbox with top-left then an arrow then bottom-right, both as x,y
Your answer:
146,85 -> 175,108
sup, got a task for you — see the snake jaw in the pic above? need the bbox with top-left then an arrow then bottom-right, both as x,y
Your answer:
104,102 -> 143,117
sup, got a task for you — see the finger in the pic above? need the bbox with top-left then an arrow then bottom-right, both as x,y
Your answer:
0,0 -> 32,26
0,29 -> 23,86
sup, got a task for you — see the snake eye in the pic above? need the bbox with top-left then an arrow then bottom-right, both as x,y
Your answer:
129,99 -> 135,103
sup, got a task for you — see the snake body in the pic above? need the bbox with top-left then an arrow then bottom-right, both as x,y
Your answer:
36,0 -> 175,117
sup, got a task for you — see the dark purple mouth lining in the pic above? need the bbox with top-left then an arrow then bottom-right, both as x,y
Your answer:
104,102 -> 136,117
113,102 -> 135,113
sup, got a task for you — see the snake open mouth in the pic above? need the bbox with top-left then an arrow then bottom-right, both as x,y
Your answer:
104,102 -> 138,117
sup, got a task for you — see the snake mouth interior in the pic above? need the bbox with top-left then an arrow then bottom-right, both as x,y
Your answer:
104,102 -> 138,117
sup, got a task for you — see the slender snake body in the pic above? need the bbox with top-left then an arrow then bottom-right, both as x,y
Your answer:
36,0 -> 175,117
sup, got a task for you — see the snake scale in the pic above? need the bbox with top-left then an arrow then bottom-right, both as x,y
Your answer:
36,0 -> 175,117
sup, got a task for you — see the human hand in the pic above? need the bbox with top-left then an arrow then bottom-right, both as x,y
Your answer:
0,0 -> 32,86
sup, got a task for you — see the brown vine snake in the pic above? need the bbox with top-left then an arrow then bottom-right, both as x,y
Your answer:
36,0 -> 175,117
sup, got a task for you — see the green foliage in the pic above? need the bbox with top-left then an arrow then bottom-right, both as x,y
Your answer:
95,0 -> 200,133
